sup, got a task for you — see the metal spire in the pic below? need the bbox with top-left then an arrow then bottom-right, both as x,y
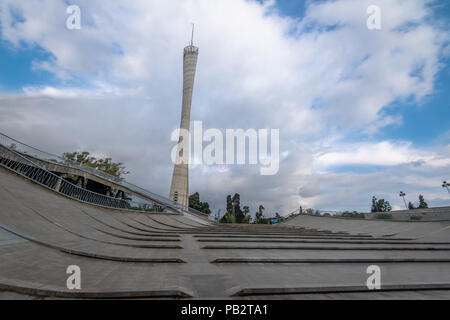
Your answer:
191,23 -> 195,46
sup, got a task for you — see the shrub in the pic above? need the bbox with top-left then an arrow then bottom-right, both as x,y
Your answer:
219,213 -> 235,224
375,213 -> 392,220
410,215 -> 423,221
341,211 -> 365,219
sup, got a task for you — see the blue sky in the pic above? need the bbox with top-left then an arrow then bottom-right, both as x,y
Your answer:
0,0 -> 449,213
276,0 -> 450,150
0,41 -> 55,92
375,0 -> 450,148
273,0 -> 306,18
275,0 -> 450,178
1,0 -> 448,148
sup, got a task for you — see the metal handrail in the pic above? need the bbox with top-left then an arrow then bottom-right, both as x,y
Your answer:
0,144 -> 159,211
0,132 -> 209,217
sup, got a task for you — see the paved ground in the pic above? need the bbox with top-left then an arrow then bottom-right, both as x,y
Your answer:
1,167 -> 450,299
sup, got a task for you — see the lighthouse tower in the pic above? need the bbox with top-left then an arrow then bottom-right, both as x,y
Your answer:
169,26 -> 199,208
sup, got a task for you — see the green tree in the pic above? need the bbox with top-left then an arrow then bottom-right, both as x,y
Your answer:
242,215 -> 251,224
62,151 -> 129,179
371,196 -> 378,212
408,202 -> 416,210
189,192 -> 211,215
255,205 -> 265,223
242,206 -> 251,224
375,199 -> 392,212
232,193 -> 245,223
371,197 -> 392,213
226,195 -> 233,215
219,212 -> 235,224
418,195 -> 428,209
189,192 -> 201,209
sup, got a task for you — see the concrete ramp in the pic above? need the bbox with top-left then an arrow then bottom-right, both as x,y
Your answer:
1,167 -> 450,299
281,215 -> 450,241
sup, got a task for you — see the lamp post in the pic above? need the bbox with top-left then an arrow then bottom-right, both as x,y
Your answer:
399,191 -> 408,210
443,181 -> 450,195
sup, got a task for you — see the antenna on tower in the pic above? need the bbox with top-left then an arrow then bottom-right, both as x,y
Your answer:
190,23 -> 195,46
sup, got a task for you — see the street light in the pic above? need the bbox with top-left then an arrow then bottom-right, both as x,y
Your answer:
399,191 -> 408,210
443,181 -> 450,195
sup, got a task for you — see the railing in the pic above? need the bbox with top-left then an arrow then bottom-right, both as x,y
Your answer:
0,144 -> 155,210
284,208 -> 345,218
0,132 -> 209,217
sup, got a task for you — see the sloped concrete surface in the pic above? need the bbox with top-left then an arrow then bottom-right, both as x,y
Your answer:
1,167 -> 450,299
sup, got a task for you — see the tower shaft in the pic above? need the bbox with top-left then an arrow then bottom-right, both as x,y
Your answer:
169,44 -> 199,208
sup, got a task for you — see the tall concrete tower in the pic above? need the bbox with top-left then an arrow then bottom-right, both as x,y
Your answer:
169,26 -> 199,208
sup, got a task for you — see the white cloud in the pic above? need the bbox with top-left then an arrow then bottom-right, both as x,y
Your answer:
314,141 -> 435,168
22,84 -> 143,98
0,0 -> 449,214
362,114 -> 403,135
23,86 -> 82,99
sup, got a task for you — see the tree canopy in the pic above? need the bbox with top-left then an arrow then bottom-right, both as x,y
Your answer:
371,197 -> 392,213
418,195 -> 428,209
189,192 -> 211,215
221,194 -> 252,224
62,151 -> 129,179
255,205 -> 265,223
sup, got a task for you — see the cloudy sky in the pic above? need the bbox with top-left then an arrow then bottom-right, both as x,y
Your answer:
0,0 -> 449,216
